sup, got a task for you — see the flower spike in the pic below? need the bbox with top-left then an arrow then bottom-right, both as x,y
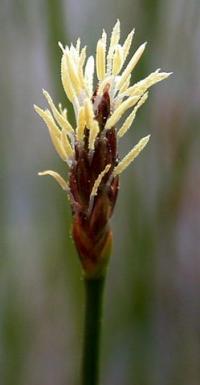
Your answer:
35,20 -> 171,277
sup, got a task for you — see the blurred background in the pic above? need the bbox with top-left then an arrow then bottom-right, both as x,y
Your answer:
0,0 -> 200,384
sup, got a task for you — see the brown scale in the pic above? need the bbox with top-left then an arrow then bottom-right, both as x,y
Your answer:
69,86 -> 120,277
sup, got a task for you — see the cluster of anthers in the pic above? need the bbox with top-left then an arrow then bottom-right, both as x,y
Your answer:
34,20 -> 171,277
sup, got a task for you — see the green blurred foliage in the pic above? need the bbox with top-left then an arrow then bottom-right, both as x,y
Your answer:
0,0 -> 200,384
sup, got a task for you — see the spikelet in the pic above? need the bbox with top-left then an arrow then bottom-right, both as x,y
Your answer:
35,20 -> 171,277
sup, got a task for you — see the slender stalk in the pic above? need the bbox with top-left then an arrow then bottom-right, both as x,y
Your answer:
81,277 -> 105,385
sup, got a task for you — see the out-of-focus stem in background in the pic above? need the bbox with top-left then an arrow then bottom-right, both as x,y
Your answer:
45,0 -> 67,103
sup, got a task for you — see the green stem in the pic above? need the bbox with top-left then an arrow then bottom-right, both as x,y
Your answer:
81,277 -> 105,385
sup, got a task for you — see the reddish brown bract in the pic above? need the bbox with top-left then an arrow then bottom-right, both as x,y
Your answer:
69,89 -> 119,277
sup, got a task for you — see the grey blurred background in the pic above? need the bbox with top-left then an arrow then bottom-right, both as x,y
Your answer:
0,0 -> 200,384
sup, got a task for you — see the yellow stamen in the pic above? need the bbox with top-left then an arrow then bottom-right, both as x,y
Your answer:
118,42 -> 147,92
61,53 -> 76,102
105,95 -> 140,129
109,19 -> 120,52
78,46 -> 87,88
112,44 -> 124,75
90,164 -> 111,197
34,106 -> 68,161
76,106 -> 86,142
38,170 -> 69,191
79,46 -> 87,68
35,22 -> 171,196
43,90 -> 74,135
122,29 -> 135,62
101,29 -> 107,47
85,56 -> 94,97
119,74 -> 131,94
113,135 -> 150,176
124,70 -> 172,97
107,19 -> 121,75
96,39 -> 106,81
58,103 -> 67,119
61,129 -> 74,158
118,92 -> 148,138
84,98 -> 95,128
66,49 -> 82,93
88,120 -> 99,150
34,105 -> 60,137
58,41 -> 65,53
84,99 -> 99,150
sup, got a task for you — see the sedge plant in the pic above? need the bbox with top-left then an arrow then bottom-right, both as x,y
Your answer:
34,20 -> 171,385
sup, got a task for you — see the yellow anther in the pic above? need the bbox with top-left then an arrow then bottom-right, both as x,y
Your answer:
61,53 -> 76,102
124,70 -> 172,97
78,46 -> 87,88
88,120 -> 99,150
112,45 -> 124,75
105,95 -> 140,129
90,164 -> 111,197
118,92 -> 148,138
122,29 -> 135,62
85,56 -> 95,97
34,105 -> 68,161
109,19 -> 120,51
34,105 -> 60,138
38,170 -> 69,191
79,46 -> 87,68
119,74 -> 131,94
101,29 -> 107,47
76,107 -> 86,142
107,20 -> 121,75
118,42 -> 147,91
96,39 -> 106,81
43,90 -> 74,135
113,135 -> 150,176
61,129 -> 74,158
66,50 -> 82,93
84,98 -> 94,128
